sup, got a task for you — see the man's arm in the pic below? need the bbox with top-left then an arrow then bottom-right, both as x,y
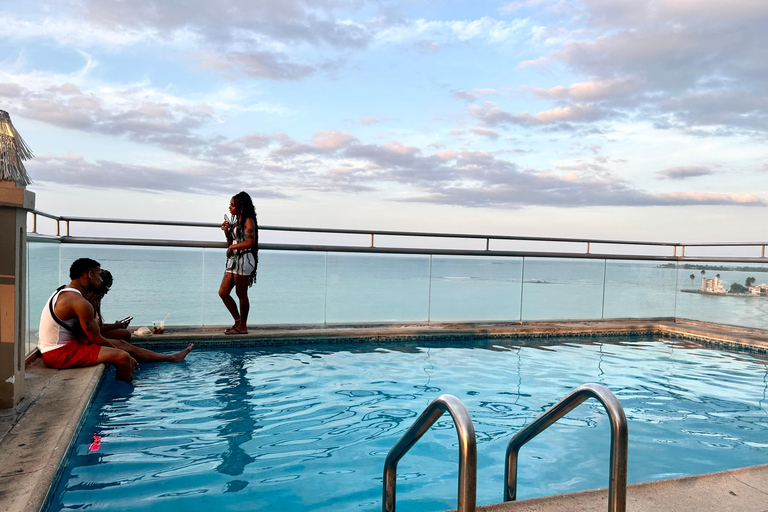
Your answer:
72,298 -> 118,348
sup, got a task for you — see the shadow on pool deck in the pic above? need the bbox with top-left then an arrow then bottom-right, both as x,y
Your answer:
2,318 -> 768,512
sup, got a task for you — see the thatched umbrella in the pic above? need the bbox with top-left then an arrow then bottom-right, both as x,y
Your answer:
0,110 -> 33,186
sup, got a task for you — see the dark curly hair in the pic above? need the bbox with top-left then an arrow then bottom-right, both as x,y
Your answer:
231,191 -> 259,287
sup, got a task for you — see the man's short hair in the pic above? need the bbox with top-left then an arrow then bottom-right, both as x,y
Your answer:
69,258 -> 101,280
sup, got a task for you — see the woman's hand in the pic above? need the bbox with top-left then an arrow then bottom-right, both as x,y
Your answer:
226,246 -> 233,257
221,220 -> 230,231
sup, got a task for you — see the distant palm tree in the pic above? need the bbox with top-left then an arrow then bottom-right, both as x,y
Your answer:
746,276 -> 757,288
700,269 -> 706,276
716,274 -> 721,278
689,273 -> 695,289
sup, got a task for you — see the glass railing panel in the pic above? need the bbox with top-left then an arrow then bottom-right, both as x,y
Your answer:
603,260 -> 677,319
202,249 -> 326,326
26,240 -> 61,354
429,255 -> 523,322
521,257 -> 605,321
59,244 -> 205,327
676,261 -> 768,330
325,252 -> 431,323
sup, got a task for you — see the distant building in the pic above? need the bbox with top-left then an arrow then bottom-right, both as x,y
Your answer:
701,276 -> 726,294
748,283 -> 768,295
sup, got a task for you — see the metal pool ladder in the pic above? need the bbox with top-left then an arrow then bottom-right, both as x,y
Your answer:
504,383 -> 628,512
382,383 -> 628,512
382,394 -> 477,512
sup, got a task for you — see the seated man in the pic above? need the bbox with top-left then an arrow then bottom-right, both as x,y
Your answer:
39,258 -> 193,382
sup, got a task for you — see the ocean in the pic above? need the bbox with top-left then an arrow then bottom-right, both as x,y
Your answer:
26,243 -> 768,347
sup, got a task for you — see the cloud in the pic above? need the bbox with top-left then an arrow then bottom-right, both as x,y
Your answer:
359,116 -> 392,125
518,0 -> 768,135
25,130 -> 766,210
469,128 -> 500,140
27,153 -> 289,197
532,77 -> 641,102
451,88 -> 498,102
656,166 -> 715,180
469,103 -> 610,128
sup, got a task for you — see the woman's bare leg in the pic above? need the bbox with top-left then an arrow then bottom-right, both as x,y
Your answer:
106,339 -> 194,363
218,272 -> 240,326
234,274 -> 250,332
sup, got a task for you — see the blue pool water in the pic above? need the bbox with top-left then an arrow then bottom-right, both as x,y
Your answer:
47,337 -> 768,512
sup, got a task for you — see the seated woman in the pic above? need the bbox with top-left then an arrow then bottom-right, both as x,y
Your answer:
84,269 -> 132,341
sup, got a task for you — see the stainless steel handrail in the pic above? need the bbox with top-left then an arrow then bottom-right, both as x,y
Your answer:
26,209 -> 768,262
504,383 -> 628,512
383,394 -> 477,512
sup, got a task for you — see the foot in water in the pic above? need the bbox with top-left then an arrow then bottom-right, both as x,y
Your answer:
171,343 -> 194,362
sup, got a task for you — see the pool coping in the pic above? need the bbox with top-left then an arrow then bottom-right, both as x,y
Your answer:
2,318 -> 768,512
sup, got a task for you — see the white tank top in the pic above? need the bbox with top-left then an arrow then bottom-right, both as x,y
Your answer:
38,287 -> 83,353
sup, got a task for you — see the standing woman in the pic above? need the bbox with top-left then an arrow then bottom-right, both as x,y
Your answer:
219,191 -> 258,334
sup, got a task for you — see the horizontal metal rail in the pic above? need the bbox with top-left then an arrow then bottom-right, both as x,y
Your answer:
383,394 -> 477,512
25,210 -> 768,263
504,383 -> 628,512
25,233 -> 768,263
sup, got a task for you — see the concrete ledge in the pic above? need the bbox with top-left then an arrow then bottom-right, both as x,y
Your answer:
0,361 -> 103,512
440,464 -> 768,512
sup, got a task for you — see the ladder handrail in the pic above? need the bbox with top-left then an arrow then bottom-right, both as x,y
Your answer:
504,383 -> 628,512
383,394 -> 477,512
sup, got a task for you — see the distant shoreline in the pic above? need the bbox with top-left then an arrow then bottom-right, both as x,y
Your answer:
660,263 -> 768,272
679,289 -> 766,298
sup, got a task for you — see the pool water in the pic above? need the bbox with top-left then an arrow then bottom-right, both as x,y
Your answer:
47,337 -> 768,512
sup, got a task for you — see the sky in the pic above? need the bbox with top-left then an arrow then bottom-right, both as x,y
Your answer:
2,0 -> 768,245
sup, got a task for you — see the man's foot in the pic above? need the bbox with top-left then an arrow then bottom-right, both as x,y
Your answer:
170,343 -> 194,362
225,327 -> 247,335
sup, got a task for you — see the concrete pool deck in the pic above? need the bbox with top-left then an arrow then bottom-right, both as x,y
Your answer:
2,318 -> 768,512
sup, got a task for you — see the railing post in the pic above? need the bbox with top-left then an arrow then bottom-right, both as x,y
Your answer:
65,220 -> 70,237
486,238 -> 490,251
55,219 -> 60,236
31,212 -> 36,233
763,245 -> 765,258
586,242 -> 591,254
371,233 -> 374,248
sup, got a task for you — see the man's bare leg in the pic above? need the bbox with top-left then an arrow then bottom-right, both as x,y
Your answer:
96,346 -> 138,382
106,339 -> 194,363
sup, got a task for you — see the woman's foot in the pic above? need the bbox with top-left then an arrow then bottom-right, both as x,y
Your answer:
225,327 -> 247,335
170,343 -> 194,362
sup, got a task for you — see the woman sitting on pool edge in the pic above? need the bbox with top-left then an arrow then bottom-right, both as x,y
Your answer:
84,269 -> 131,341
219,191 -> 258,335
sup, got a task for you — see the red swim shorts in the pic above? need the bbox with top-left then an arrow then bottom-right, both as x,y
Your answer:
42,341 -> 101,369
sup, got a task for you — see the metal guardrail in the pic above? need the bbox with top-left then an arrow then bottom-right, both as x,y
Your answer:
26,209 -> 768,262
504,383 -> 628,512
383,394 -> 477,512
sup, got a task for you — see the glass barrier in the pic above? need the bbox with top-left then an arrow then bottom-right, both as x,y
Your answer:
429,255 -> 523,322
24,243 -> 768,355
59,244 -> 206,327
676,262 -> 768,330
202,249 -> 327,326
520,257 -> 605,321
325,252 -> 431,323
603,260 -> 677,319
26,240 -> 61,355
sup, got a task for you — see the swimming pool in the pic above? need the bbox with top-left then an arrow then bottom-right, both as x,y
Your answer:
46,337 -> 768,512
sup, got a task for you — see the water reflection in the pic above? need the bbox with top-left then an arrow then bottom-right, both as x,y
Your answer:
213,352 -> 258,490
